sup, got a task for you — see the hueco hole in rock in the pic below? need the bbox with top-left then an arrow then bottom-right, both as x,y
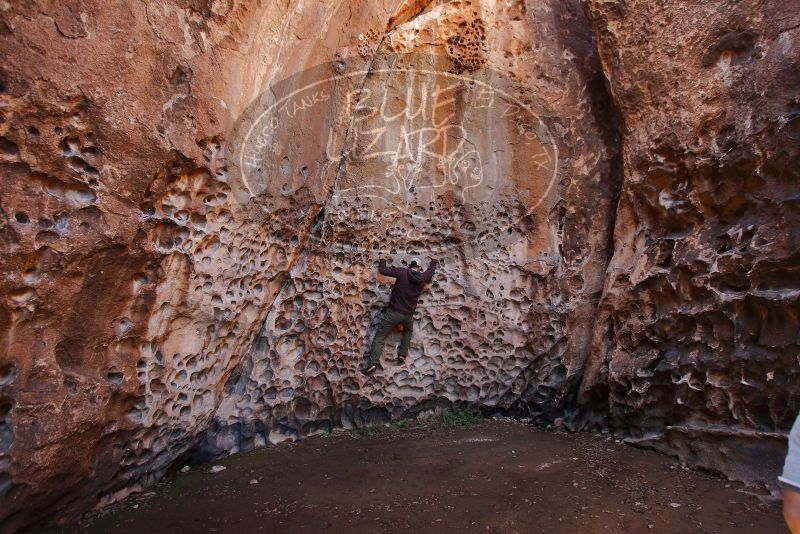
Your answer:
1,0 -> 799,532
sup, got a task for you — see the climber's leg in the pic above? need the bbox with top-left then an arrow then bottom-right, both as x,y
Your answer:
366,308 -> 400,369
397,313 -> 414,358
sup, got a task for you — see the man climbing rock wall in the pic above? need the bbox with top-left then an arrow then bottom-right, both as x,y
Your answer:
1,0 -> 797,530
0,1 -> 618,529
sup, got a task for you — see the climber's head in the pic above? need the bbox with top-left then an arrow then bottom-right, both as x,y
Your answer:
409,257 -> 422,271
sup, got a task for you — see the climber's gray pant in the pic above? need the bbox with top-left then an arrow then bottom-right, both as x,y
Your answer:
781,414 -> 800,492
368,307 -> 414,364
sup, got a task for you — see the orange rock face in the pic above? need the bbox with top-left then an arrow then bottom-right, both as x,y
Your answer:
0,0 -> 795,530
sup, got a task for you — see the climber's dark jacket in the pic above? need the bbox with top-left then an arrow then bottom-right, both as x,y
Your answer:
378,259 -> 439,315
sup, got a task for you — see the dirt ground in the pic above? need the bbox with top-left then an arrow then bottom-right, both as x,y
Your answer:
66,419 -> 785,534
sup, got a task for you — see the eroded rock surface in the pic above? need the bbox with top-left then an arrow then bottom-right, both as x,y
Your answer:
0,0 -> 617,529
0,0 -> 796,530
205,0 -> 619,454
581,0 -> 800,493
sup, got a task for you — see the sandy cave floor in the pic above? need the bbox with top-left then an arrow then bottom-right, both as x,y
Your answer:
63,419 -> 784,534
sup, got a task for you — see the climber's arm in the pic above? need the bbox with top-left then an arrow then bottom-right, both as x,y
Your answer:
419,259 -> 439,283
785,489 -> 800,534
378,259 -> 401,278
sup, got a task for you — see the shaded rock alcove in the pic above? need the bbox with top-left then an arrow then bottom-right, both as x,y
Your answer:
0,0 -> 797,531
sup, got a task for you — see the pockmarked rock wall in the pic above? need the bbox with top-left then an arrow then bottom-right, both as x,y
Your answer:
206,0 -> 620,454
581,0 -> 800,494
0,0 -> 618,529
0,0 -> 398,529
0,0 -> 796,530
